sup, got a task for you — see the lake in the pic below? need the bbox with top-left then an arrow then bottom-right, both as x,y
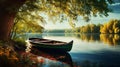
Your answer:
23,33 -> 120,67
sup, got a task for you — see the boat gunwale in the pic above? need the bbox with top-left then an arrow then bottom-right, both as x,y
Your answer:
29,38 -> 72,46
29,40 -> 73,46
28,38 -> 73,52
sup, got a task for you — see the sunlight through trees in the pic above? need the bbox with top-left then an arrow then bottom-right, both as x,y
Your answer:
0,0 -> 114,41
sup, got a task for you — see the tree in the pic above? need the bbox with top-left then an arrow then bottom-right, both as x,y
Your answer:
113,20 -> 120,33
90,24 -> 96,33
107,20 -> 114,33
0,0 -> 114,41
100,19 -> 120,34
0,0 -> 26,41
84,24 -> 91,33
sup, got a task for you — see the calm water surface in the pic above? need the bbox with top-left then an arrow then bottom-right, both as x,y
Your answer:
25,33 -> 120,67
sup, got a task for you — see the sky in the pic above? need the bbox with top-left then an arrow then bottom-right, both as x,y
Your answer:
44,2 -> 120,30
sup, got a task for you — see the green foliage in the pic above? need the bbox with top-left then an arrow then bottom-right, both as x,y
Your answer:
4,0 -> 113,39
39,0 -> 113,23
75,24 -> 101,33
75,19 -> 120,34
11,0 -> 114,33
11,0 -> 46,39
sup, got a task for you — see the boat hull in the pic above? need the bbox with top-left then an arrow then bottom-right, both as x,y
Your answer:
29,38 -> 73,52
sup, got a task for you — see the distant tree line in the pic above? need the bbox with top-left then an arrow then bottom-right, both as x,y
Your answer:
75,19 -> 120,34
75,24 -> 101,33
44,29 -> 65,33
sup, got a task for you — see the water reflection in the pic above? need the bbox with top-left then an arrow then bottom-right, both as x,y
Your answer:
73,60 -> 105,67
71,52 -> 120,67
19,48 -> 73,67
35,48 -> 72,67
17,41 -> 73,67
75,34 -> 120,46
75,34 -> 100,42
100,34 -> 120,46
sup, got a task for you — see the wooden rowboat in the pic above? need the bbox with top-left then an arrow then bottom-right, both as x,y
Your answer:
28,38 -> 73,52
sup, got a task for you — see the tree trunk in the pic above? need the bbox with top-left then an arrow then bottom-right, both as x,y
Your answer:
0,0 -> 26,41
0,12 -> 15,41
